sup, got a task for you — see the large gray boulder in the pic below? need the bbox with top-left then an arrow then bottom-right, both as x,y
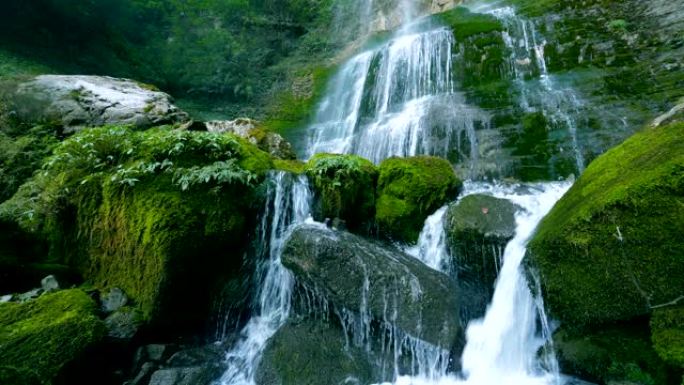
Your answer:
11,75 -> 188,132
282,224 -> 460,349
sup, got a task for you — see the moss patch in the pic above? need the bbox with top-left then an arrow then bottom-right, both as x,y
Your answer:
554,322 -> 674,385
651,306 -> 684,369
529,123 -> 684,328
305,153 -> 377,232
376,156 -> 461,243
0,289 -> 105,385
432,7 -> 503,41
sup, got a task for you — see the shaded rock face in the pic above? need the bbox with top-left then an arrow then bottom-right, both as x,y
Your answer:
445,194 -> 518,320
282,224 -> 460,349
11,75 -> 189,133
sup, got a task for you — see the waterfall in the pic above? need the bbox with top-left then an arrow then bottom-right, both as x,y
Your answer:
308,23 -> 487,168
481,5 -> 586,174
405,206 -> 450,272
217,172 -> 312,385
383,181 -> 571,385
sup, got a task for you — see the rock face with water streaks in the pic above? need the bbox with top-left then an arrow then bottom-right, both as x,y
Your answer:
8,75 -> 189,133
282,224 -> 461,349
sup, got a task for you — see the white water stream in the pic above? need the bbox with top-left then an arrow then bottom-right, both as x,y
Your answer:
217,172 -> 312,385
392,181 -> 571,385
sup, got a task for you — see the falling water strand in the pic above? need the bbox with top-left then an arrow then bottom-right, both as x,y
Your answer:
405,206 -> 450,272
217,172 -> 311,385
308,24 -> 487,168
378,181 -> 571,385
484,6 -> 586,174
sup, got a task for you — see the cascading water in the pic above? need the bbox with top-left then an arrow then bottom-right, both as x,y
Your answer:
477,5 -> 587,174
386,181 -> 571,385
307,23 -> 488,169
217,172 -> 311,385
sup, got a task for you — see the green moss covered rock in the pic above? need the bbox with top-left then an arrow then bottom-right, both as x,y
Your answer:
554,323 -> 673,385
0,289 -> 105,385
305,154 -> 377,231
1,126 -> 272,332
376,156 -> 461,243
651,306 -> 684,369
528,123 -> 684,328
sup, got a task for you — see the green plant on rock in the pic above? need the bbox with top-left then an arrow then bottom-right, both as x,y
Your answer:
305,153 -> 378,231
376,156 -> 461,243
0,289 -> 105,385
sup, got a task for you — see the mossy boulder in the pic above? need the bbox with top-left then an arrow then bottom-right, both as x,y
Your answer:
528,123 -> 684,329
282,224 -> 461,349
256,318 -> 375,385
376,156 -> 462,243
0,289 -> 106,385
651,306 -> 684,369
554,323 -> 675,385
445,194 -> 519,320
305,154 -> 378,232
0,126 -> 272,333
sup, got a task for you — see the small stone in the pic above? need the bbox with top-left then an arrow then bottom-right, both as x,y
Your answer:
126,362 -> 157,385
0,294 -> 13,303
104,307 -> 143,339
101,287 -> 128,313
40,275 -> 60,293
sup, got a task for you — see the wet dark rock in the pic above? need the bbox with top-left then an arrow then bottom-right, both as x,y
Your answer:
445,194 -> 519,320
282,224 -> 461,349
124,362 -> 157,385
148,366 -> 219,385
166,344 -> 224,367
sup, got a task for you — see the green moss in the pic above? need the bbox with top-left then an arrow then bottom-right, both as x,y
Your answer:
651,306 -> 684,368
262,65 -> 336,136
274,159 -> 306,174
0,289 -> 105,385
376,156 -> 462,243
432,7 -> 503,41
305,154 -> 378,232
529,123 -> 684,328
554,323 -> 672,385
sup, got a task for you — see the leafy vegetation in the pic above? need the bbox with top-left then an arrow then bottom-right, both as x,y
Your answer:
305,154 -> 378,232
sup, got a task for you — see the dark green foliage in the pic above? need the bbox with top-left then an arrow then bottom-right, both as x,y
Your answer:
529,123 -> 684,329
554,323 -> 674,385
376,156 -> 462,243
0,125 -> 59,202
305,154 -> 378,232
0,289 -> 105,385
